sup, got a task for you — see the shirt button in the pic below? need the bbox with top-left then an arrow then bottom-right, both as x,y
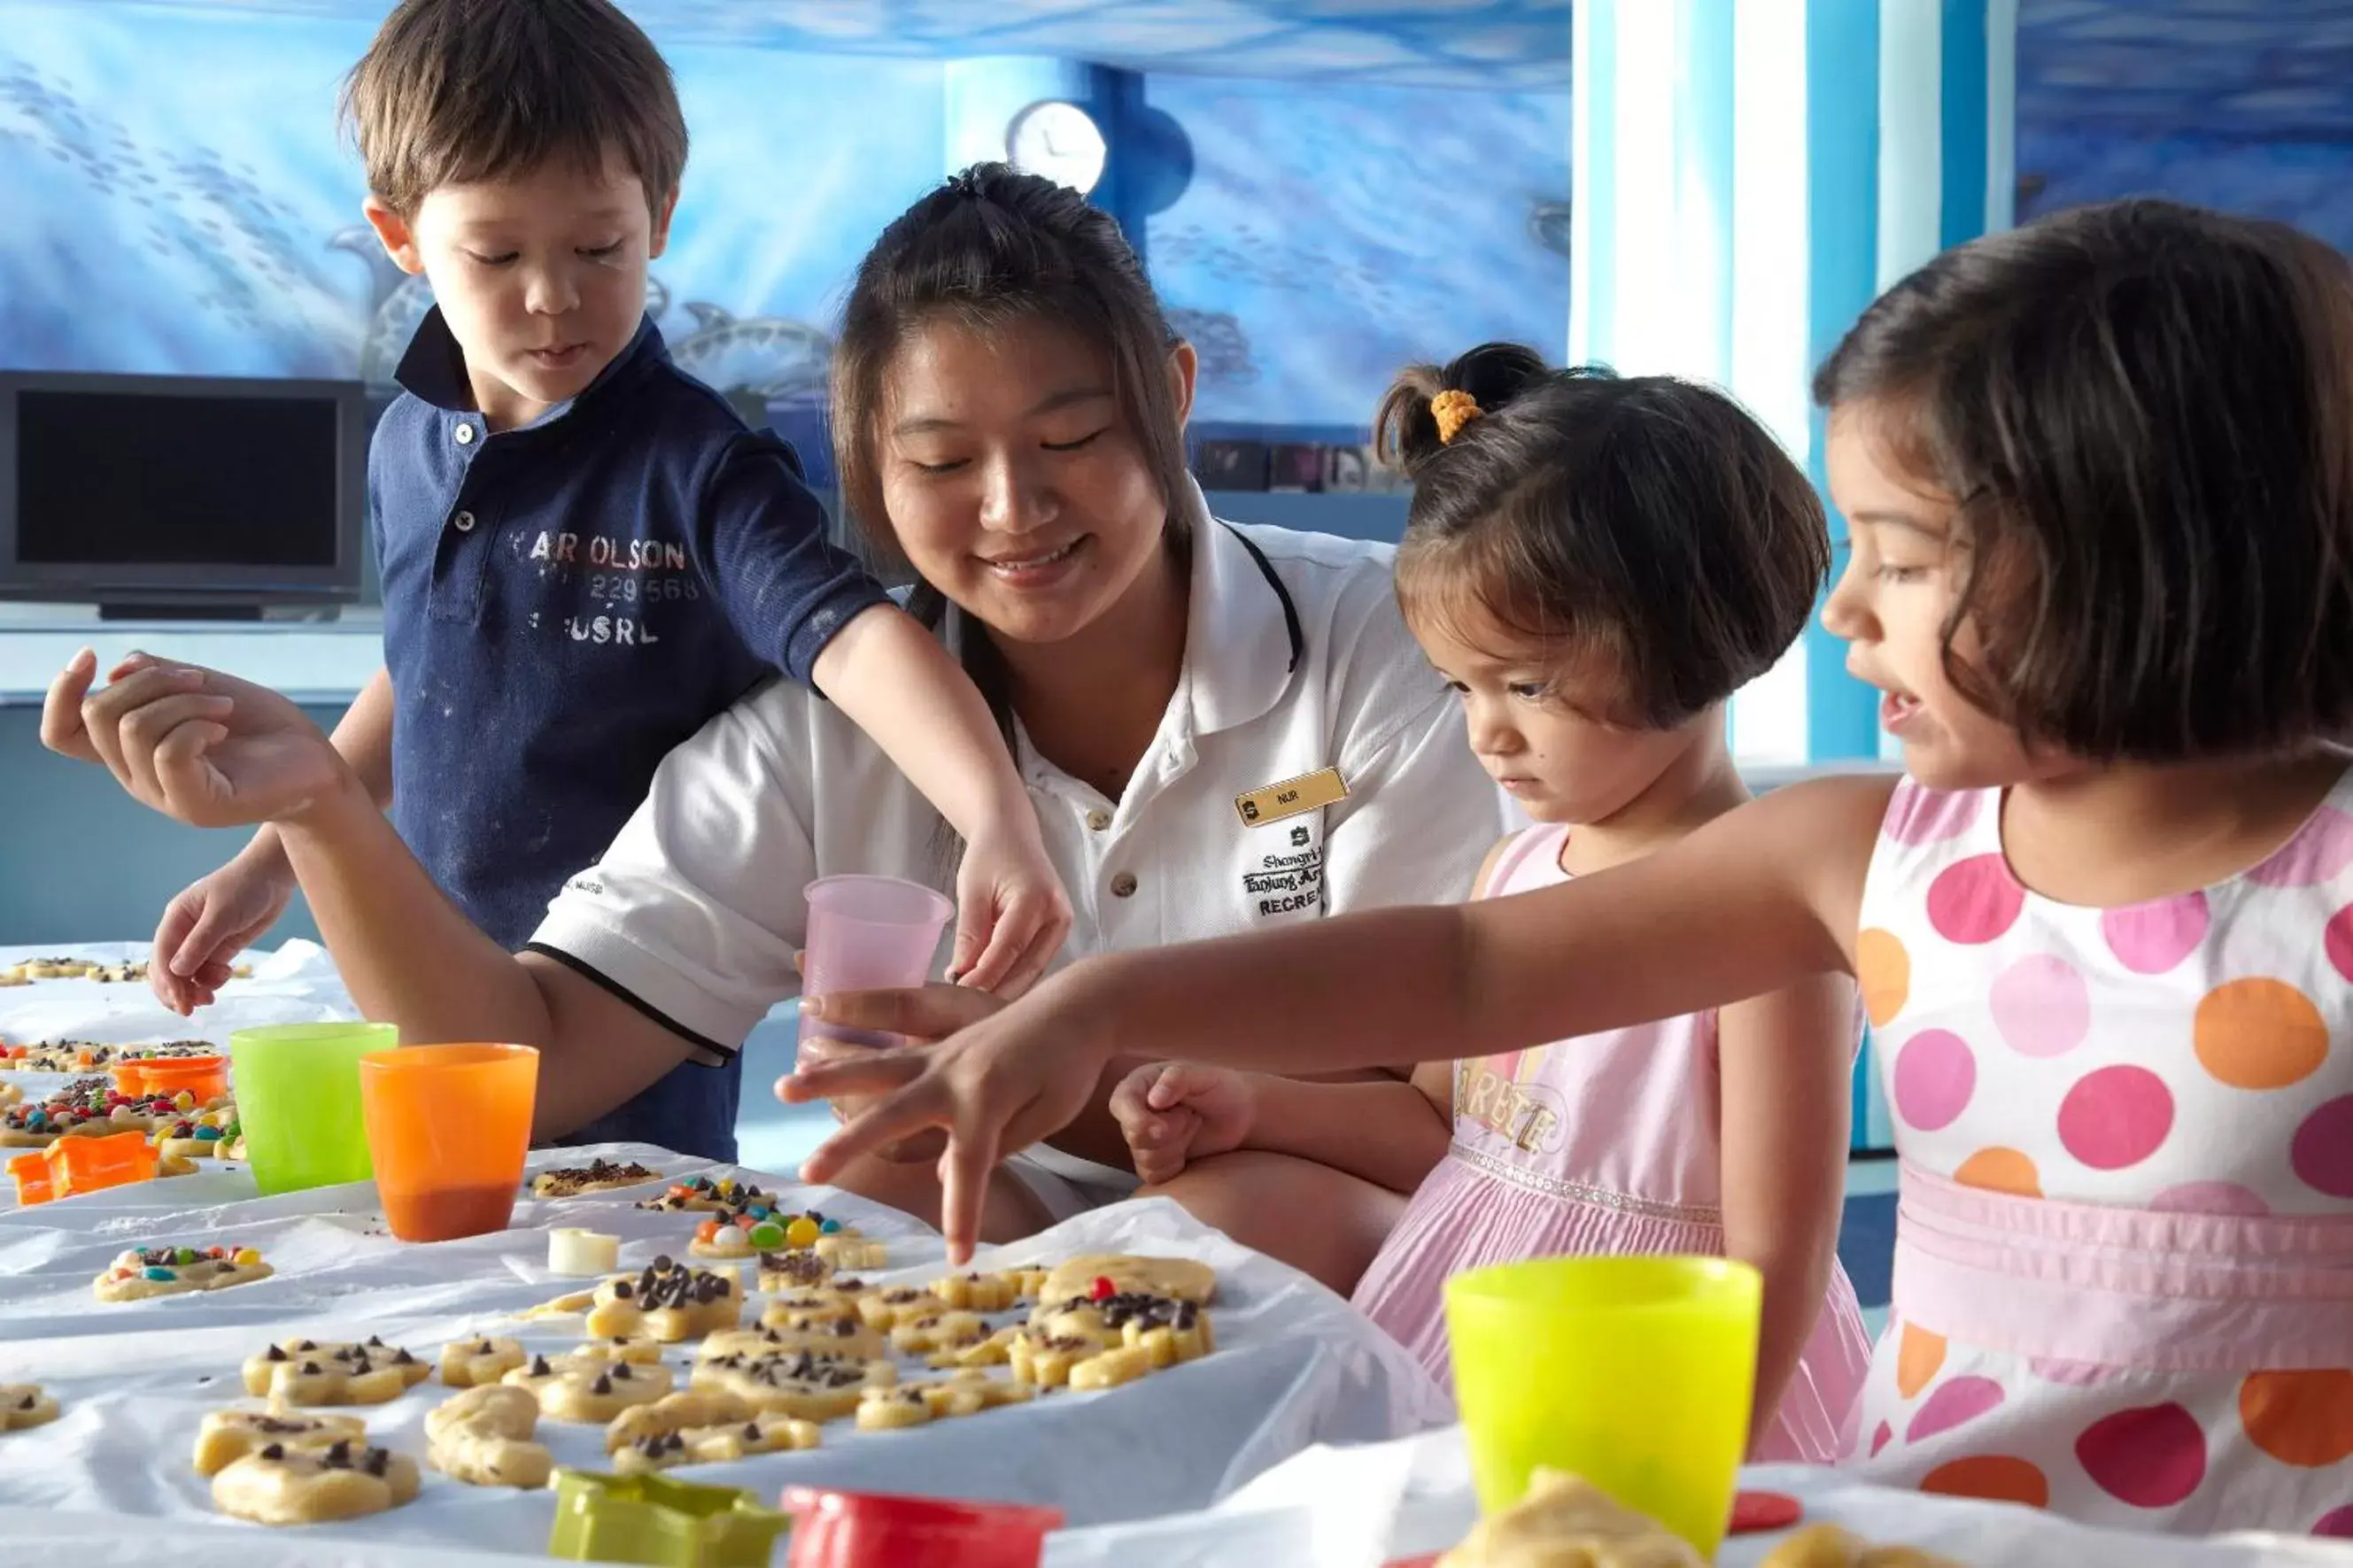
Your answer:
453,510 -> 476,533
1110,872 -> 1138,899
1086,809 -> 1111,832
453,421 -> 476,445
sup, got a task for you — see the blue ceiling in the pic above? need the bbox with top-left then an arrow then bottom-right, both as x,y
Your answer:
73,0 -> 2353,134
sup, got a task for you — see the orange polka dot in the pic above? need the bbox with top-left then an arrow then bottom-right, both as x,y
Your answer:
1856,928 -> 1910,1027
1920,1455 -> 2048,1510
2241,1371 -> 2353,1467
1896,1322 -> 1947,1400
2194,978 -> 2330,1091
1954,1147 -> 2041,1198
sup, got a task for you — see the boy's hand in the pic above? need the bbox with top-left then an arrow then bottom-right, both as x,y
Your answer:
151,846 -> 297,1016
43,651 -> 352,829
948,817 -> 1071,998
782,972 -> 1110,1263
1109,1062 -> 1257,1186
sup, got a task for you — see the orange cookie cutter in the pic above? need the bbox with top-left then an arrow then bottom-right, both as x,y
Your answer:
8,1128 -> 159,1205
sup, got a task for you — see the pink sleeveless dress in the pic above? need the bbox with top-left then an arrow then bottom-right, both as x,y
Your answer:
1351,822 -> 1872,1462
1846,776 -> 2353,1533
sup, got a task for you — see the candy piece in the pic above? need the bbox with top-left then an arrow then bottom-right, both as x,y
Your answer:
1091,1276 -> 1116,1302
197,1126 -> 221,1141
144,1266 -> 175,1281
747,1221 -> 785,1250
819,1217 -> 842,1235
234,1247 -> 262,1267
745,1205 -> 771,1222
548,1228 -> 620,1278
695,1218 -> 720,1244
176,1247 -> 199,1265
784,1217 -> 819,1250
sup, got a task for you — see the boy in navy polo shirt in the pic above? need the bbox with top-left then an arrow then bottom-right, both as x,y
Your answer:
137,0 -> 1068,1159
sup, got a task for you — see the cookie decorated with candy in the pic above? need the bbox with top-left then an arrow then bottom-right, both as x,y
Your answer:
687,1217 -> 757,1260
532,1159 -> 662,1198
95,1244 -> 271,1302
634,1173 -> 779,1220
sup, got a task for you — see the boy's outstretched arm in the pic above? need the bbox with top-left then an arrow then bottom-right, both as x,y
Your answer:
786,774 -> 1889,1261
812,605 -> 1072,996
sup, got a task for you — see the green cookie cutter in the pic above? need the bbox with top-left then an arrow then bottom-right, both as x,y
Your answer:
547,1467 -> 791,1565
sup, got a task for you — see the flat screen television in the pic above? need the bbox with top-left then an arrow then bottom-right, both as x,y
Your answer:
0,370 -> 369,618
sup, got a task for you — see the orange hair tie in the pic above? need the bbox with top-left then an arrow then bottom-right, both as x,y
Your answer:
1431,389 -> 1482,445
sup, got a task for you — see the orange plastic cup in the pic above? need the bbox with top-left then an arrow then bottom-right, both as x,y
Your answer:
357,1043 -> 538,1242
112,1054 -> 230,1103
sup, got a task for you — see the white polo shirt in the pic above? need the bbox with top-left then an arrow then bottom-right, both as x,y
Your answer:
529,490 -> 1514,1195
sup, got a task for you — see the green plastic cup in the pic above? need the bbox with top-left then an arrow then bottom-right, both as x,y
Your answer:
228,1022 -> 395,1194
1444,1255 -> 1761,1556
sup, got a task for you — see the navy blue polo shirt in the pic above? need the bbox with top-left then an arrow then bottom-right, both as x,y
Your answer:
372,308 -> 889,1160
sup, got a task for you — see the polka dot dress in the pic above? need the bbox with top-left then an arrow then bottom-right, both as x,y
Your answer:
1846,777 -> 2353,1533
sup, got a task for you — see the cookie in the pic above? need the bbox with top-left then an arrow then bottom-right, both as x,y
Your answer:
935,1367 -> 1033,1410
692,1348 -> 896,1421
854,1385 -> 941,1431
930,1271 -> 1023,1312
704,1317 -> 890,1363
0,1385 -> 58,1432
532,1159 -> 663,1198
211,1438 -> 420,1526
756,1250 -> 841,1296
587,1257 -> 744,1342
425,1384 -> 553,1489
95,1244 -> 271,1302
608,1390 -> 820,1474
1068,1344 -> 1157,1391
192,1410 -> 367,1476
925,1325 -> 1023,1371
814,1233 -> 889,1271
1035,1292 -> 1212,1364
439,1335 -> 529,1387
571,1334 -> 668,1367
0,1083 -> 22,1109
853,1286 -> 939,1332
889,1310 -> 991,1356
502,1351 -> 675,1422
241,1338 -> 430,1405
759,1283 -> 869,1329
634,1173 -> 780,1218
23,957 -> 98,979
151,1117 -> 236,1162
1041,1255 -> 1217,1308
1010,1329 -> 1129,1390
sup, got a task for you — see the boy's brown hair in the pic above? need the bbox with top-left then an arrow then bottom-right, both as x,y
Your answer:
341,0 -> 687,215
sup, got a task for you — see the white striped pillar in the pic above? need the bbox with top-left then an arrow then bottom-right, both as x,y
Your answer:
1568,0 -> 2016,771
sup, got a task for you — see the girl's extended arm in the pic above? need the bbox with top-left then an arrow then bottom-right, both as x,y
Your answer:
1714,973 -> 1860,1453
789,776 -> 1892,1259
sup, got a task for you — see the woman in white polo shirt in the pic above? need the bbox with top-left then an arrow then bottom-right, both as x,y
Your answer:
48,166 -> 1508,1289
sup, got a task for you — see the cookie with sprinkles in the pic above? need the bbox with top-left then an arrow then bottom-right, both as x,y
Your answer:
95,1243 -> 272,1302
634,1172 -> 780,1218
530,1158 -> 663,1198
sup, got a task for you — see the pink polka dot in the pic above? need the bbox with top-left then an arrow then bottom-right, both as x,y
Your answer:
1906,1376 -> 2006,1443
1990,954 -> 2090,1058
2316,1505 -> 2353,1537
1869,1420 -> 1893,1457
2293,1096 -> 2353,1200
2057,1066 -> 2175,1170
1893,1031 -> 1978,1132
2328,905 -> 2353,986
2031,1357 -> 2126,1388
1885,786 -> 1985,846
2076,1403 -> 2207,1509
2251,807 -> 2353,887
1927,855 -> 2025,945
2149,1181 -> 2271,1217
2100,892 -> 2210,975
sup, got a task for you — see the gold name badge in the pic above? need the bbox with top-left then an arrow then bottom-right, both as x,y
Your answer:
1235,767 -> 1348,827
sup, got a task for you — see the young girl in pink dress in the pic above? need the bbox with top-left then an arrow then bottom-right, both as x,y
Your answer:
1114,349 -> 1874,1460
788,199 -> 2353,1533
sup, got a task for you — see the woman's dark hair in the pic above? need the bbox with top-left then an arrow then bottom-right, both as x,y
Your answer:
1815,197 -> 2353,761
1379,344 -> 1830,729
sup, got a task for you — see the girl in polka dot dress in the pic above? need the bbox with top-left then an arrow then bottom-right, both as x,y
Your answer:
791,198 -> 2353,1534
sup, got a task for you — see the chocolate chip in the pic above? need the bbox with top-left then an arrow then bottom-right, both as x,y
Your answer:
325,1438 -> 352,1464
613,1280 -> 634,1300
477,1340 -> 494,1353
742,1422 -> 762,1440
610,1363 -> 631,1380
259,1442 -> 285,1461
652,1255 -> 674,1272
299,1361 -> 321,1375
14,1395 -> 31,1411
365,1335 -> 384,1348
530,1356 -> 551,1376
590,1372 -> 613,1395
392,1349 -> 415,1365
832,1320 -> 855,1337
363,1448 -> 390,1478
293,1339 -> 314,1351
265,1346 -> 289,1363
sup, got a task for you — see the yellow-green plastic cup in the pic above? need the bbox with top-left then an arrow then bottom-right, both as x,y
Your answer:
228,1022 -> 396,1194
1444,1255 -> 1761,1555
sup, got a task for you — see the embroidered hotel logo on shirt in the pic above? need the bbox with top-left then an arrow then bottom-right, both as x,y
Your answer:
1235,767 -> 1347,827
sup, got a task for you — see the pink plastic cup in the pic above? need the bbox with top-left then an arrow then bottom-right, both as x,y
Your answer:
798,875 -> 955,1049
